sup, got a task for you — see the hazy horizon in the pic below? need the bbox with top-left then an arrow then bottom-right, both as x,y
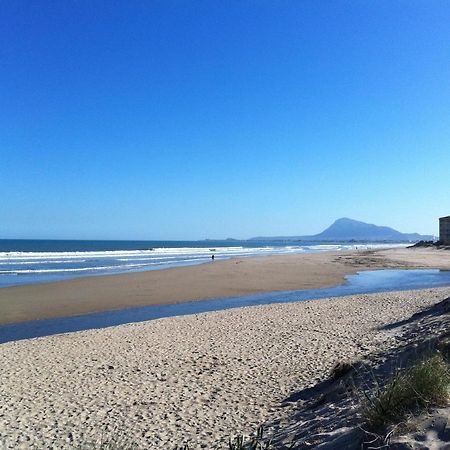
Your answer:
0,216 -> 437,242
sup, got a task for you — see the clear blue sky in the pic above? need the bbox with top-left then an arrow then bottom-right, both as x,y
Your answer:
1,1 -> 449,240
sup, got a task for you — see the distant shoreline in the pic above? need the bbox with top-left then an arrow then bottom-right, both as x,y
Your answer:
1,247 -> 450,325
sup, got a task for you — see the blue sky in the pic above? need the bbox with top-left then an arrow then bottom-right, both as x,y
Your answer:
1,1 -> 449,240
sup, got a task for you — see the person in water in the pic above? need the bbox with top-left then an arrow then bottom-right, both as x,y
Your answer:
211,254 -> 215,260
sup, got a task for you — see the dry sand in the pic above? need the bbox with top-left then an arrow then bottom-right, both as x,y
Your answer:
1,286 -> 449,449
1,247 -> 450,324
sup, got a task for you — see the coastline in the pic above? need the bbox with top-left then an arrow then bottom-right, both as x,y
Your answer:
1,286 -> 449,448
1,247 -> 450,325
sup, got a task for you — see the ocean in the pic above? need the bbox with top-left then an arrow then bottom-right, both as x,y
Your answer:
0,239 -> 407,288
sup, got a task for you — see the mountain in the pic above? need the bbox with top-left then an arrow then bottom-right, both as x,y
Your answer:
249,218 -> 433,242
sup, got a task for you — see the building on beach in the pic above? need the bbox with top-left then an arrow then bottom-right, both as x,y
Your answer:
439,216 -> 450,244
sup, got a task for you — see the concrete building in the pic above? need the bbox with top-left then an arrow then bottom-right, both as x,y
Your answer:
439,215 -> 450,244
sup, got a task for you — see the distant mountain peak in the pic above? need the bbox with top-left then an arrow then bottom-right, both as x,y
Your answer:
316,217 -> 404,241
249,218 -> 432,242
331,217 -> 377,226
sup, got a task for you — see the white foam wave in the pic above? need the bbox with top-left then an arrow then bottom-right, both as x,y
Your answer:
0,257 -> 213,275
2,259 -> 89,265
0,246 -> 302,263
0,247 -> 248,261
0,243 -> 408,279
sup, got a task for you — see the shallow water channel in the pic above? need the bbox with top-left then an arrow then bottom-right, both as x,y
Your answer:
1,269 -> 450,344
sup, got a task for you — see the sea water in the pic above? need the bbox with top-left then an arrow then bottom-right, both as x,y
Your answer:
0,239 -> 407,288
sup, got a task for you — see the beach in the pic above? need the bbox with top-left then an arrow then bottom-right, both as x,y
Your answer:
4,1 -> 449,447
1,286 -> 449,449
1,247 -> 450,325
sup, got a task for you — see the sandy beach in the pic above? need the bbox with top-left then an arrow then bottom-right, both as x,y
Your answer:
1,247 -> 450,325
4,2 -> 449,447
0,285 -> 449,449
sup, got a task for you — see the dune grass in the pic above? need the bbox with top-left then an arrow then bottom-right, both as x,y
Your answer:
79,428 -> 139,449
227,426 -> 272,450
361,352 -> 450,431
80,425 -> 272,450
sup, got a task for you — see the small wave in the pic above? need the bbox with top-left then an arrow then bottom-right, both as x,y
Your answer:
0,247 -> 248,261
0,259 -> 88,265
0,246 -> 302,264
0,258 -> 214,275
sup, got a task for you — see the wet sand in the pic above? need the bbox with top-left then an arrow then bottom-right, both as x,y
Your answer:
1,247 -> 450,325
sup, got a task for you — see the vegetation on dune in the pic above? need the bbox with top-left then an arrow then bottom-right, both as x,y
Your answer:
330,360 -> 354,380
79,428 -> 139,450
227,426 -> 273,450
360,352 -> 450,431
81,425 -> 273,450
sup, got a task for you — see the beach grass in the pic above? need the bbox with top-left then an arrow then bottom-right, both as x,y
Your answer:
80,429 -> 139,449
79,426 -> 272,450
227,426 -> 272,450
361,352 -> 450,430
